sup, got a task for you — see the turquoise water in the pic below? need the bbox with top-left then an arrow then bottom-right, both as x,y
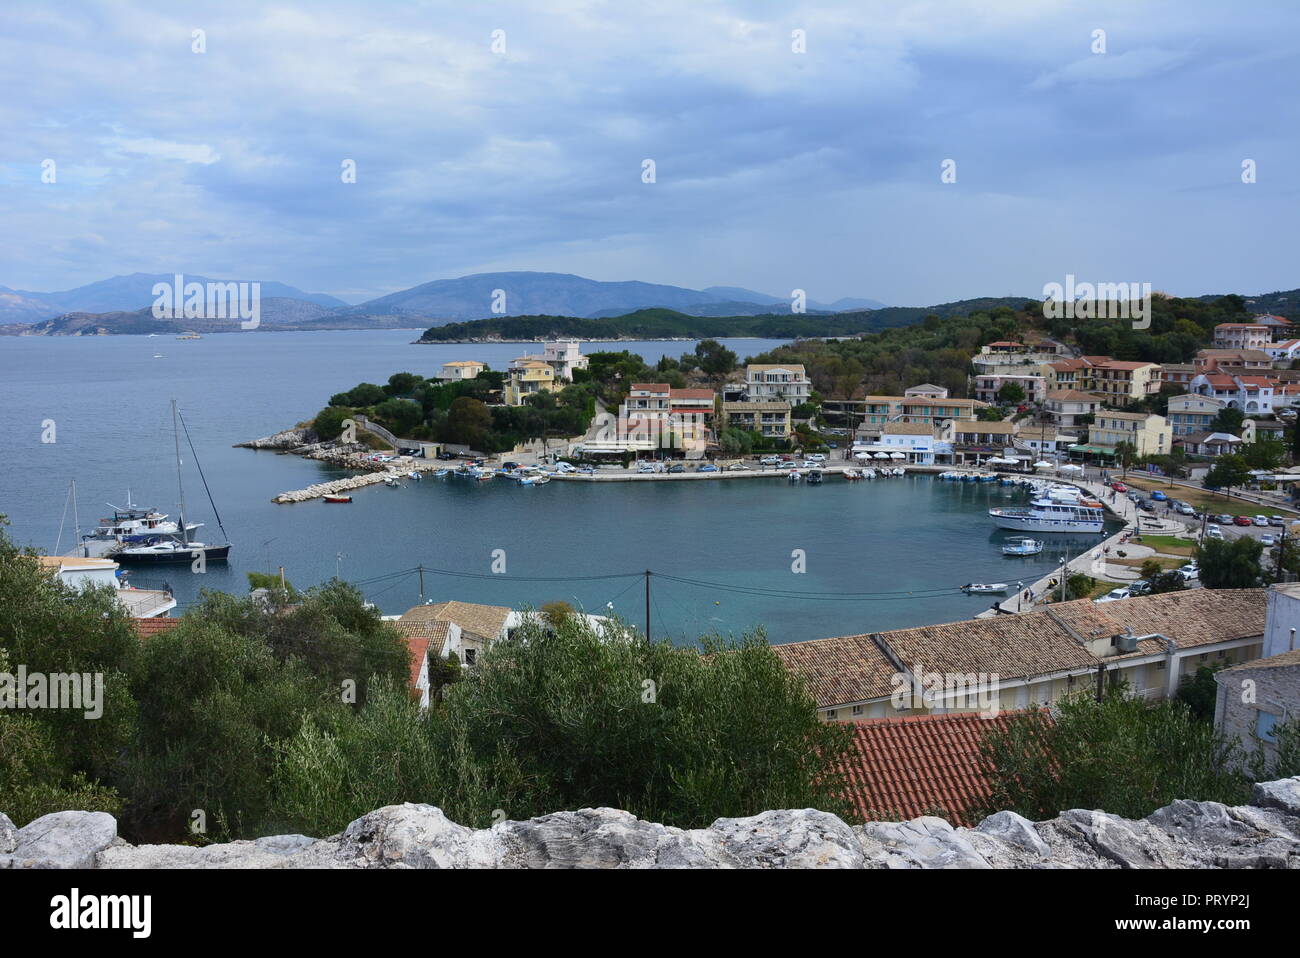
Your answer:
0,330 -> 1109,643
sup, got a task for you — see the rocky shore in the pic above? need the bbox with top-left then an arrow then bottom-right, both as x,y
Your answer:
4,777 -> 1298,869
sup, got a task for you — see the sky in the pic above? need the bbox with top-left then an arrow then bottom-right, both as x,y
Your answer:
2,0 -> 1298,306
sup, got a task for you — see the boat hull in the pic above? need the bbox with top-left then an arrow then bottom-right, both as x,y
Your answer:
989,510 -> 1104,534
115,544 -> 231,563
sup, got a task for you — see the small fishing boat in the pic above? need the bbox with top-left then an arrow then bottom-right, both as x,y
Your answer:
843,469 -> 860,480
1002,537 -> 1043,556
806,469 -> 823,484
476,471 -> 494,482
787,470 -> 801,483
961,582 -> 1010,594
324,495 -> 352,503
434,469 -> 450,477
408,471 -> 422,481
384,475 -> 400,487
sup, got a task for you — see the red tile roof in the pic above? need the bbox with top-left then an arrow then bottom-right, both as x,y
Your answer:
836,711 -> 1037,825
131,617 -> 180,638
669,388 -> 715,400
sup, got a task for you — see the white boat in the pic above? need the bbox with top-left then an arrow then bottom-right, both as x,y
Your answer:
1001,537 -> 1044,556
787,470 -> 801,483
989,493 -> 1105,533
384,475 -> 400,487
408,471 -> 422,480
961,582 -> 1010,594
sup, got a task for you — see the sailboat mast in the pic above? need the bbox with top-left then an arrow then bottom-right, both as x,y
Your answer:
172,399 -> 188,546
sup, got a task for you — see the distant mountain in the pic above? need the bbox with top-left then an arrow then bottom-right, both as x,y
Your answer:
702,286 -> 888,312
1197,288 -> 1300,320
0,273 -> 347,324
20,299 -> 417,336
351,271 -> 887,324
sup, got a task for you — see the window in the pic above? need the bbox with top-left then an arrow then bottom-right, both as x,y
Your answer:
1256,711 -> 1279,743
464,648 -> 477,665
824,709 -> 837,720
851,704 -> 863,716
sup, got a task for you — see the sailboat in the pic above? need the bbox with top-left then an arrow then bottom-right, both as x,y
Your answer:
114,400 -> 232,564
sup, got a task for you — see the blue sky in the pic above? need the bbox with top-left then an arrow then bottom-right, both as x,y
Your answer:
2,0 -> 1298,305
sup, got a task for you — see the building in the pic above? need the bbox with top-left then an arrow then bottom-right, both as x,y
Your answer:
35,555 -> 175,619
1242,419 -> 1287,444
839,712 -> 1029,826
436,360 -> 486,381
1214,646 -> 1300,771
904,383 -> 949,399
744,364 -> 812,403
1012,424 -> 1076,458
774,590 -> 1265,721
541,341 -> 588,380
822,395 -> 988,430
1264,339 -> 1300,364
1087,411 -> 1170,457
1189,373 -> 1279,415
1085,359 -> 1162,405
1043,389 -> 1103,427
610,384 -> 712,454
503,359 -> 556,405
1176,431 -> 1243,457
721,401 -> 792,440
1160,363 -> 1199,388
1166,393 -> 1225,436
1195,349 -> 1273,372
948,420 -> 1019,464
973,373 -> 1046,405
853,422 -> 939,465
1214,323 -> 1271,350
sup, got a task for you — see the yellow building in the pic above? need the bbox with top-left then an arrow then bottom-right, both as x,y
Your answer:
1087,410 -> 1170,457
503,359 -> 556,405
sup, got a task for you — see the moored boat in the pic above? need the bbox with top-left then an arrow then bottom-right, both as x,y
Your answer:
324,495 -> 352,503
961,582 -> 1009,594
1001,536 -> 1044,556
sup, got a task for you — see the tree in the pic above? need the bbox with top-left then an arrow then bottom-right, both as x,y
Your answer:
1240,438 -> 1285,471
1196,536 -> 1264,589
1203,454 -> 1252,498
1175,665 -> 1224,722
372,398 -> 423,436
1139,560 -> 1186,595
312,405 -> 354,441
996,382 -> 1026,405
445,396 -> 492,448
977,688 -> 1249,822
1211,407 -> 1245,435
977,406 -> 1005,422
694,339 -> 737,377
329,382 -> 386,407
385,372 -> 423,397
1114,440 -> 1137,475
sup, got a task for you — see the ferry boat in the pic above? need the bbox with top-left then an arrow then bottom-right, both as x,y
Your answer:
989,492 -> 1105,533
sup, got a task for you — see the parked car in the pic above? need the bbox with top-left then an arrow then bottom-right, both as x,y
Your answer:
1095,587 -> 1130,604
807,453 -> 827,462
1205,526 -> 1225,540
1110,482 -> 1128,492
1179,562 -> 1199,582
800,460 -> 820,468
1174,502 -> 1196,516
578,465 -> 595,474
1137,501 -> 1155,513
1234,515 -> 1254,527
668,464 -> 686,474
828,442 -> 838,449
1254,515 -> 1270,527
776,461 -> 797,470
1270,515 -> 1286,526
554,462 -> 577,474
1217,514 -> 1234,524
759,455 -> 781,465
1151,490 -> 1168,501
1261,534 -> 1277,547
1127,492 -> 1141,503
437,450 -> 457,460
1127,579 -> 1152,597
696,463 -> 718,472
636,462 -> 656,474
727,463 -> 748,471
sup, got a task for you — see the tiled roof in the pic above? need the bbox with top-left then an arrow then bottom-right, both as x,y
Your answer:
669,388 -> 715,400
400,600 -> 511,641
883,422 -> 936,435
1093,360 -> 1157,370
747,364 -> 807,374
1221,648 -> 1300,673
773,633 -> 900,705
1046,389 -> 1101,402
777,590 -> 1266,709
837,711 -> 1034,825
131,617 -> 181,638
630,383 -> 670,391
394,620 -> 450,687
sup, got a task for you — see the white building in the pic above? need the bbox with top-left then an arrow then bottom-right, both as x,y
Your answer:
436,360 -> 487,381
37,555 -> 176,618
744,364 -> 812,403
541,341 -> 589,381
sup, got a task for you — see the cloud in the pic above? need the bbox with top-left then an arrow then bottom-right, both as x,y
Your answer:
109,138 -> 222,165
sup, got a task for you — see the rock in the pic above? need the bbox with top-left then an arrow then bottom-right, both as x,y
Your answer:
704,809 -> 863,868
973,810 -> 1052,858
1251,777 -> 1300,817
12,778 -> 1300,869
0,811 -> 117,869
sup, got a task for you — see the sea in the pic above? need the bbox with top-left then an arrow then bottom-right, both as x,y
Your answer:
0,330 -> 1110,643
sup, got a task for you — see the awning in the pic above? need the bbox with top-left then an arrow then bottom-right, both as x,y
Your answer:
1069,444 -> 1117,456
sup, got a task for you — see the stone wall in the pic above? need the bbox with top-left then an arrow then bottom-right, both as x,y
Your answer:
3,778 -> 1299,869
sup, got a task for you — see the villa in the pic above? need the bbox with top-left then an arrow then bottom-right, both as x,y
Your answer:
503,358 -> 556,406
743,363 -> 812,403
436,360 -> 487,381
1085,411 -> 1170,457
1167,393 -> 1225,436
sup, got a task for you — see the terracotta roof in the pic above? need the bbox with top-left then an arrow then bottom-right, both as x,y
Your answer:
837,712 -> 1034,825
778,590 -> 1266,709
1046,389 -> 1101,402
747,364 -> 807,374
986,341 -> 1024,347
131,617 -> 181,638
394,620 -> 450,687
883,422 -> 936,435
400,600 -> 511,641
442,360 -> 485,367
630,383 -> 670,391
773,633 -> 900,706
669,388 -> 715,400
1093,360 -> 1157,371
1221,648 -> 1300,673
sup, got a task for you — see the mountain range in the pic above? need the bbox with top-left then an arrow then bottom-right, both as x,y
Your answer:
0,271 -> 889,333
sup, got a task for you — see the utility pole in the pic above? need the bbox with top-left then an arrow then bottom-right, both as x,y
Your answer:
1095,662 -> 1106,702
1277,527 -> 1288,584
644,570 -> 652,642
418,564 -> 425,601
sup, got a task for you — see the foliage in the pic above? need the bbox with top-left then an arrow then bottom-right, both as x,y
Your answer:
1203,454 -> 1252,494
1175,665 -> 1224,722
996,381 -> 1025,404
312,405 -> 354,442
1195,536 -> 1264,589
977,688 -> 1250,822
1211,407 -> 1245,435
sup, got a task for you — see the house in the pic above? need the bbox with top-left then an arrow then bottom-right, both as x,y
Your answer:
743,364 -> 812,403
1086,411 -> 1170,457
1253,313 -> 1294,338
774,590 -> 1266,721
503,359 -> 556,405
1043,389 -> 1103,427
618,384 -> 711,453
508,341 -> 590,382
1176,431 -> 1243,457
821,395 -> 987,430
1189,373 -> 1278,415
1242,419 -> 1287,443
904,383 -> 949,399
1213,323 -> 1271,350
839,712 -> 1029,826
1084,359 -> 1162,405
436,360 -> 486,381
1264,339 -> 1300,364
1213,647 -> 1300,772
1159,363 -> 1199,387
1258,582 -> 1300,658
1195,349 -> 1273,372
35,555 -> 176,619
1166,393 -> 1225,436
722,401 -> 792,439
973,344 -> 1060,377
852,422 -> 938,464
973,373 -> 1045,404
948,420 -> 1019,464
1012,424 -> 1076,457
